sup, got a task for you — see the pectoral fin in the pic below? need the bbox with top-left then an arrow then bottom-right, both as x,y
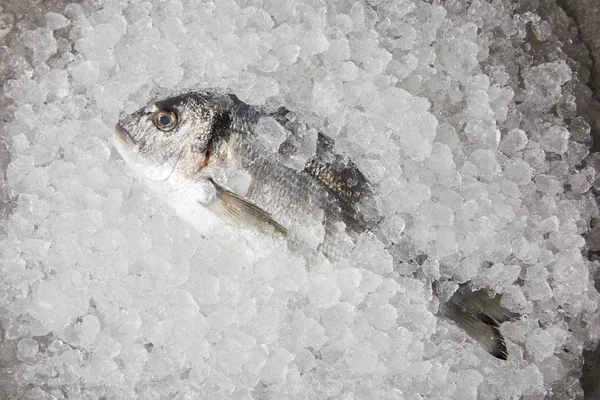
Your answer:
204,179 -> 287,236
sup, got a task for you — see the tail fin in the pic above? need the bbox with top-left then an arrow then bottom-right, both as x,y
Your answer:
438,285 -> 518,360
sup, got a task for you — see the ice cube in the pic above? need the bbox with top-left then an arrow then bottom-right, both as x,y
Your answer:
535,125 -> 570,155
498,129 -> 528,156
568,166 -> 595,194
255,116 -> 288,152
45,12 -> 70,31
569,116 -> 591,143
275,45 -> 300,65
312,80 -> 342,116
525,328 -> 556,361
364,304 -> 398,331
21,28 -> 57,64
521,61 -> 572,112
259,348 -> 294,384
16,337 -> 39,363
68,60 -> 100,86
345,346 -> 378,374
81,315 -> 101,346
29,270 -> 88,333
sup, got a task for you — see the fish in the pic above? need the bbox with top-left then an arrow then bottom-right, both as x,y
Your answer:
114,90 -> 518,360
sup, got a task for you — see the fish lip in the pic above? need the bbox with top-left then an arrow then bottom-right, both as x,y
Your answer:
114,123 -> 136,149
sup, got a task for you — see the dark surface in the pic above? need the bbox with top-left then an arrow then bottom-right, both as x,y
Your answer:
582,345 -> 600,400
558,0 -> 600,153
558,0 -> 600,97
559,2 -> 600,399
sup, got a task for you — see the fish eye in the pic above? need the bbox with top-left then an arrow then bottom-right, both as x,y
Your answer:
153,110 -> 178,131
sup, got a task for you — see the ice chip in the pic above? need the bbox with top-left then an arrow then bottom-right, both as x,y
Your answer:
453,369 -> 483,400
160,16 -> 187,43
308,272 -> 341,309
463,120 -> 500,149
294,348 -> 316,374
525,264 -> 553,301
350,233 -> 393,274
521,61 -> 572,112
287,218 -> 325,253
45,12 -> 69,31
534,174 -> 563,195
275,45 -> 300,65
525,328 -> 556,361
298,29 -> 329,56
469,149 -> 500,178
29,270 -> 88,332
21,28 -> 57,65
425,143 -> 454,174
346,346 -> 378,374
16,337 -> 39,363
536,125 -> 570,154
47,69 -> 69,100
380,214 -> 406,243
568,166 -> 595,194
0,12 -> 15,38
498,129 -> 528,156
312,80 -> 341,116
68,61 -> 100,86
435,123 -> 460,149
566,141 -> 589,167
21,239 -> 51,261
514,365 -> 544,395
81,315 -> 101,346
192,275 -> 220,305
539,355 -> 567,384
260,348 -> 294,384
387,54 -> 418,81
569,116 -> 591,143
390,22 -> 417,51
513,237 -> 539,263
94,333 -> 122,360
364,304 -> 398,330
553,250 -> 589,300
323,39 -> 350,68
556,93 -> 577,119
532,19 -> 551,41
336,61 -> 359,81
255,116 -> 288,153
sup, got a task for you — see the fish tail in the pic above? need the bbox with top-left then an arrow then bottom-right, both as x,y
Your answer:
438,285 -> 518,360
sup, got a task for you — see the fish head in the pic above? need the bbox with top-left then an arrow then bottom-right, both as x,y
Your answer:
114,93 -> 231,188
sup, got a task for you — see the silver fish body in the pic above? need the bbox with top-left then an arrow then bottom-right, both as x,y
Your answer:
115,91 -> 378,255
115,90 -> 516,360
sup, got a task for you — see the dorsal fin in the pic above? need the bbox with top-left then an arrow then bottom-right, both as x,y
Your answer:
303,134 -> 371,204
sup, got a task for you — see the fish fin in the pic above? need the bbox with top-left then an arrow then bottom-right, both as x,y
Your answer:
440,287 -> 517,360
453,287 -> 520,325
443,302 -> 509,360
205,180 -> 287,236
303,133 -> 372,205
468,291 -> 519,324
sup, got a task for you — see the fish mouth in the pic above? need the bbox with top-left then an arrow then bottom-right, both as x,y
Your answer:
114,123 -> 136,150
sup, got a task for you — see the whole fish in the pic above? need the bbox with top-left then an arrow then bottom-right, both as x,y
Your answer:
114,90 -> 517,360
